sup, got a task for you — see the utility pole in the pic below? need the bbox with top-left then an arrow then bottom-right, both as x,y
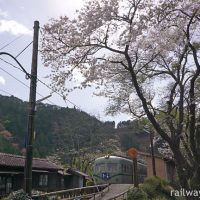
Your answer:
133,157 -> 138,187
144,129 -> 156,176
149,130 -> 156,176
24,21 -> 39,196
128,147 -> 138,187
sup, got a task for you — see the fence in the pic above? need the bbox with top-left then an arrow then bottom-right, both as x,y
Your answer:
32,184 -> 109,200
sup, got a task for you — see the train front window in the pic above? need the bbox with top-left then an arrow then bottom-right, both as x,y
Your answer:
107,163 -> 118,172
128,164 -> 132,172
95,163 -> 106,172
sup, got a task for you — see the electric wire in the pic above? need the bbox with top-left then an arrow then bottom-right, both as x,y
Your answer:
0,35 -> 84,110
0,55 -> 82,110
0,63 -> 74,108
0,52 -> 30,78
36,78 -> 81,110
0,66 -> 55,105
15,41 -> 33,58
0,88 -> 13,96
0,35 -> 23,51
0,66 -> 30,89
0,55 -> 81,109
0,57 -> 22,71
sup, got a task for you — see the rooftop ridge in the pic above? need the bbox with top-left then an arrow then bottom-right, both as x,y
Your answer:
0,152 -> 54,162
0,152 -> 62,170
0,152 -> 24,158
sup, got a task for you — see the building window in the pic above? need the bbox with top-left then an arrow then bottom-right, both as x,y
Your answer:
39,175 -> 48,186
61,177 -> 64,188
6,177 -> 12,193
0,176 -> 6,195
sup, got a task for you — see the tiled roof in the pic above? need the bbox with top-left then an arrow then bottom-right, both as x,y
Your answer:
0,152 -> 62,171
67,168 -> 89,177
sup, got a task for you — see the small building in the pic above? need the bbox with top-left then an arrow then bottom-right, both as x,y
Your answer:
0,153 -> 89,197
0,152 -> 64,197
139,152 -> 176,183
65,168 -> 89,189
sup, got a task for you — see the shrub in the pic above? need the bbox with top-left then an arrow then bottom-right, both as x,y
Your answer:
86,179 -> 94,186
3,190 -> 52,200
127,187 -> 148,200
5,190 -> 32,200
140,176 -> 176,200
36,196 -> 50,200
32,190 -> 52,200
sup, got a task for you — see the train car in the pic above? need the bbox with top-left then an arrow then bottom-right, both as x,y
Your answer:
93,155 -> 147,184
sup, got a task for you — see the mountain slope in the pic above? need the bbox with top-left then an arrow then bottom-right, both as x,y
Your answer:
0,95 -> 118,158
0,94 -> 151,169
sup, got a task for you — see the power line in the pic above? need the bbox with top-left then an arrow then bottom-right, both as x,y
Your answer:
0,63 -> 71,107
0,49 -> 78,108
0,56 -> 82,110
0,52 -> 30,78
0,36 -> 77,108
0,57 -> 22,71
15,41 -> 33,58
37,78 -> 81,109
0,88 -> 13,96
0,35 -> 23,51
0,66 -> 30,88
0,66 -> 55,105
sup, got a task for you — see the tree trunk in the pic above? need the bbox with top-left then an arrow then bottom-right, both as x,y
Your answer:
190,165 -> 200,189
173,151 -> 190,190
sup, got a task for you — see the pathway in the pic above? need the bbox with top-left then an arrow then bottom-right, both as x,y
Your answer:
90,184 -> 133,200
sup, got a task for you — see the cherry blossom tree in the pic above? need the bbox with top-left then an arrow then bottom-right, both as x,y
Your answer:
41,0 -> 200,193
153,136 -> 173,159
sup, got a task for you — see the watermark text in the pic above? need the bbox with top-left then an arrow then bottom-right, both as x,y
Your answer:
171,189 -> 200,198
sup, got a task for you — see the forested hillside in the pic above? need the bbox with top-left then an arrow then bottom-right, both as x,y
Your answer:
0,95 -> 150,167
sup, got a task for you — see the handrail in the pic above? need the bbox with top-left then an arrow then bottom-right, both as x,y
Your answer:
32,184 -> 109,200
63,190 -> 107,200
107,186 -> 134,200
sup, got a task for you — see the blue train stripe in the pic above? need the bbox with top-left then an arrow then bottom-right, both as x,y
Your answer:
93,173 -> 132,179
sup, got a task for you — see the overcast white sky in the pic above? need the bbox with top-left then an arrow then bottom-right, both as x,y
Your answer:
0,0 -> 131,124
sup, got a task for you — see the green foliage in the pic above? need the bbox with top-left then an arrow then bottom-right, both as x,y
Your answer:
71,156 -> 91,173
36,196 -> 50,200
127,187 -> 148,200
0,135 -> 20,154
127,177 -> 181,200
86,179 -> 94,186
0,95 -> 117,159
140,176 -> 176,200
4,190 -> 32,200
0,96 -> 27,140
189,168 -> 200,189
31,191 -> 52,200
192,42 -> 200,50
0,95 -> 150,165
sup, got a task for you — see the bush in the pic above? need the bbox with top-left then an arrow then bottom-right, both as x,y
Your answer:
3,190 -> 52,200
86,179 -> 94,186
127,187 -> 148,200
5,190 -> 32,200
35,196 -> 50,200
140,176 -> 176,200
32,192 -> 50,200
